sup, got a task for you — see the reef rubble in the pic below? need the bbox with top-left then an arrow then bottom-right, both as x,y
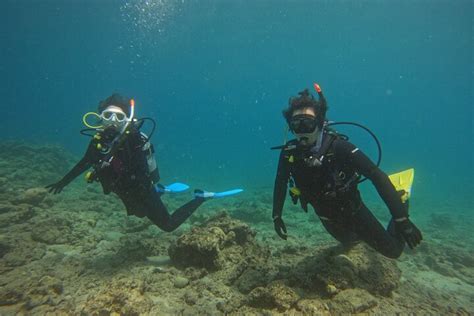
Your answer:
0,141 -> 473,315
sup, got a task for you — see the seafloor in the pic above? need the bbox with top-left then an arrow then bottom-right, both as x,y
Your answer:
0,141 -> 473,315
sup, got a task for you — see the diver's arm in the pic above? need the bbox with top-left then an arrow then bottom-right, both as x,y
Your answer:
336,140 -> 408,219
272,150 -> 290,240
272,150 -> 290,220
46,141 -> 97,194
336,140 -> 422,248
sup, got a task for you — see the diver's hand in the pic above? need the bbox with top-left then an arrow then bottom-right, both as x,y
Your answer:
395,218 -> 423,249
45,180 -> 66,194
273,216 -> 288,240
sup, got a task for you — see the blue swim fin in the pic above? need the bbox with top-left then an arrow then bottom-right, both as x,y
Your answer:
194,189 -> 243,199
214,189 -> 244,198
156,182 -> 190,193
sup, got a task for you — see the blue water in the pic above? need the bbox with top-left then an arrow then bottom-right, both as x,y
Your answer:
1,1 -> 472,209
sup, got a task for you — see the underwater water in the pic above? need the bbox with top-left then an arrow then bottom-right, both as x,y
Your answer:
0,0 -> 472,314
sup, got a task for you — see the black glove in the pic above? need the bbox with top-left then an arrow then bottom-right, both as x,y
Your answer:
45,180 -> 67,194
273,216 -> 288,240
395,218 -> 423,249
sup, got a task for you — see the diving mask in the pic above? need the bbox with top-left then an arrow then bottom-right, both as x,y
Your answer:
101,107 -> 128,123
289,114 -> 321,146
289,114 -> 318,134
82,99 -> 136,131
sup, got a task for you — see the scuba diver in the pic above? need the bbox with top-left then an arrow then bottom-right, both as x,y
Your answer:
46,93 -> 242,232
272,84 -> 422,259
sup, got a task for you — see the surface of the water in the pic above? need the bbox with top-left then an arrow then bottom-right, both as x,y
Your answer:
1,0 -> 472,208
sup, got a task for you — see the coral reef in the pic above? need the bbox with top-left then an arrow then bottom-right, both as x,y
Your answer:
0,141 -> 473,315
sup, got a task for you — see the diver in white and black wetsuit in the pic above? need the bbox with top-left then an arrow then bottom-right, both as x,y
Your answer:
47,94 -> 242,232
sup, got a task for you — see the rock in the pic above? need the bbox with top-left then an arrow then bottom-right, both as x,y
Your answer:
0,287 -> 23,305
0,206 -> 35,227
174,276 -> 190,288
235,267 -> 271,294
0,241 -> 11,259
146,255 -> 171,266
18,188 -> 48,206
329,289 -> 378,313
168,213 -> 261,271
30,217 -> 73,245
286,243 -> 401,297
2,237 -> 46,267
80,279 -> 152,315
123,216 -> 150,233
333,254 -> 356,270
183,290 -> 198,305
38,275 -> 63,295
169,226 -> 226,269
182,267 -> 208,281
0,203 -> 16,214
247,282 -> 299,311
326,284 -> 338,295
296,299 -> 330,315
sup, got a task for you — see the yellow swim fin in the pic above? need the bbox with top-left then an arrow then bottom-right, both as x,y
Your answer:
388,168 -> 414,203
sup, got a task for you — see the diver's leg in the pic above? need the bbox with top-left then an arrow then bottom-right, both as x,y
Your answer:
319,219 -> 360,246
353,202 -> 405,259
146,191 -> 205,232
310,202 -> 359,245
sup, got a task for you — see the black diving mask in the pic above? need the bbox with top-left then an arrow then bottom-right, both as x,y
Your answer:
289,114 -> 318,133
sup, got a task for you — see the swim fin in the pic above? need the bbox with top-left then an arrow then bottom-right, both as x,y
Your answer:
194,189 -> 243,199
388,168 -> 414,202
155,182 -> 190,193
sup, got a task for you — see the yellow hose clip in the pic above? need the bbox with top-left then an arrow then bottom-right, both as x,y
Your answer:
83,112 -> 103,129
85,171 -> 93,182
96,143 -> 102,150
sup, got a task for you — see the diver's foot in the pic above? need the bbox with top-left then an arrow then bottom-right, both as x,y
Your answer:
194,189 -> 215,199
194,188 -> 244,200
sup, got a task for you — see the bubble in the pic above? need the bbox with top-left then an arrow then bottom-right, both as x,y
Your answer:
120,0 -> 180,38
119,0 -> 183,64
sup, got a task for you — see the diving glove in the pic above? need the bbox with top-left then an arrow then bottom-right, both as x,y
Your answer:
394,218 -> 423,249
45,180 -> 67,194
273,216 -> 288,240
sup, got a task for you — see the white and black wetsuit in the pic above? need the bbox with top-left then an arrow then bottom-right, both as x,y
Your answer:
272,133 -> 407,258
55,126 -> 204,232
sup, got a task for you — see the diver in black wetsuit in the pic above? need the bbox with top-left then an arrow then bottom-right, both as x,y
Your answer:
272,86 -> 422,259
46,94 -> 207,232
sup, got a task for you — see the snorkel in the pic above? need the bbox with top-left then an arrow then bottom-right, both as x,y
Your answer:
82,98 -> 135,132
310,83 -> 327,151
271,82 -> 327,150
123,98 -> 135,133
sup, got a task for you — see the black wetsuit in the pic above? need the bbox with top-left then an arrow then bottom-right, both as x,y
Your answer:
273,133 -> 408,259
55,126 -> 204,232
